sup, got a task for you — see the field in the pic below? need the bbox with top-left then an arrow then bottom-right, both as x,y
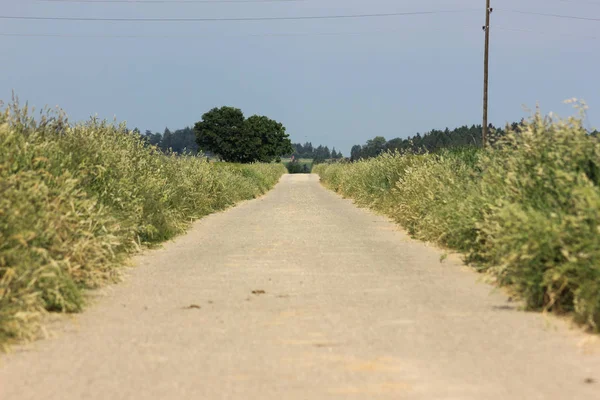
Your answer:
314,105 -> 600,331
0,102 -> 286,347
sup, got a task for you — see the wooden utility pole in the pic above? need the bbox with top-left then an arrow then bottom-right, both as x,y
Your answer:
482,0 -> 491,148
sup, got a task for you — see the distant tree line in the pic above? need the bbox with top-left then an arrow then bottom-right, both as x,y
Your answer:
349,120 -> 600,161
349,123 -> 528,161
135,128 -> 345,164
133,118 -> 598,163
291,142 -> 344,163
140,127 -> 201,155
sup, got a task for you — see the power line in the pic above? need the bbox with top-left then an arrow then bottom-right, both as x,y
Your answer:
0,32 -> 350,38
496,26 -> 598,40
40,0 -> 600,4
0,31 -> 396,39
496,9 -> 600,22
2,26 -> 594,40
34,0 -> 599,6
0,10 -> 476,23
34,0 -> 304,3
555,0 -> 600,5
0,29 -> 461,39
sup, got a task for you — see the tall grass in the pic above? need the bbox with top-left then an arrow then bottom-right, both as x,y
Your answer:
0,101 -> 286,346
315,103 -> 600,331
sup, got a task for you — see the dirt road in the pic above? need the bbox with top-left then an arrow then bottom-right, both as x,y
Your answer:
1,174 -> 599,399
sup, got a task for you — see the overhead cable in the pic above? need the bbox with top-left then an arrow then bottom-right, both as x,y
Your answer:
0,10 -> 476,23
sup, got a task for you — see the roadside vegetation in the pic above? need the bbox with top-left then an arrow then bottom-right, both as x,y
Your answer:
285,158 -> 313,174
314,102 -> 600,331
0,101 -> 286,347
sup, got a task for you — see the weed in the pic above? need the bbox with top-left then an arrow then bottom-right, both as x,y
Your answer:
315,102 -> 600,331
0,101 -> 286,346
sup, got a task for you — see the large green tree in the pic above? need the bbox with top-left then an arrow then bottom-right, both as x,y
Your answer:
194,107 -> 247,162
363,136 -> 387,158
350,144 -> 362,161
244,115 -> 292,162
194,106 -> 292,163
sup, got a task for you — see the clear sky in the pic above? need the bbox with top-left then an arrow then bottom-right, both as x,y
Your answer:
1,0 -> 598,155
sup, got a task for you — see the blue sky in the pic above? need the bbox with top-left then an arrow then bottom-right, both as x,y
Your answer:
1,0 -> 599,155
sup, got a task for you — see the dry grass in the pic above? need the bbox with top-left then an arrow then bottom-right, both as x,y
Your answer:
315,102 -> 600,331
0,100 -> 286,347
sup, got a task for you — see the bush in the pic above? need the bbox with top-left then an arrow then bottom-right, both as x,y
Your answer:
0,101 -> 286,346
474,106 -> 600,326
315,103 -> 600,331
286,161 -> 312,174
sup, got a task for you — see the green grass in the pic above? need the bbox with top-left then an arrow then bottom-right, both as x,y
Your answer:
0,101 -> 286,347
314,103 -> 600,331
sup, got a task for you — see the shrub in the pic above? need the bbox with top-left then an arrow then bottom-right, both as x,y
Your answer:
286,161 -> 312,174
474,105 -> 600,326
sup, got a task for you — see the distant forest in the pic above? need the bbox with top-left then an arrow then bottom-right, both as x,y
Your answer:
136,123 -> 516,162
137,127 -> 342,161
291,142 -> 344,163
349,122 -> 523,161
350,122 -> 600,161
140,127 -> 200,155
137,119 -> 600,163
